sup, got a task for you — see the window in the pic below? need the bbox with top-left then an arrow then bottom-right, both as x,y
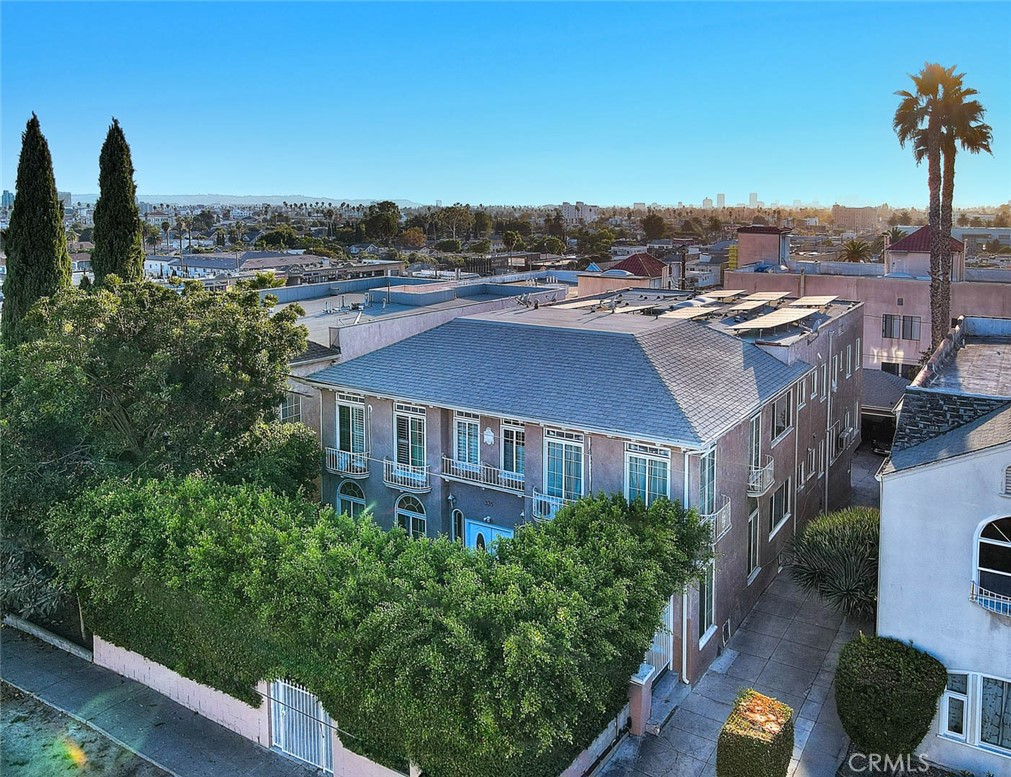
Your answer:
501,423 -> 525,476
855,337 -> 862,371
545,430 -> 583,501
396,494 -> 426,539
901,315 -> 922,341
832,355 -> 839,392
747,497 -> 760,577
626,444 -> 670,507
820,364 -> 828,400
883,313 -> 902,339
337,481 -> 365,519
452,509 -> 464,542
797,377 -> 807,410
394,405 -> 426,468
337,397 -> 366,454
699,449 -> 716,516
769,478 -> 791,536
748,415 -> 761,472
980,675 -> 1011,752
976,517 -> 1011,611
698,562 -> 714,642
454,412 -> 480,466
280,391 -> 301,424
772,391 -> 792,441
942,673 -> 968,741
846,344 -> 853,377
811,368 -> 819,400
806,447 -> 816,481
817,439 -> 825,478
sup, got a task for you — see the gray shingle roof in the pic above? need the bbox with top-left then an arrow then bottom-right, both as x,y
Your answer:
861,370 -> 910,412
892,389 -> 1008,451
305,313 -> 809,446
883,400 -> 1011,474
291,339 -> 340,365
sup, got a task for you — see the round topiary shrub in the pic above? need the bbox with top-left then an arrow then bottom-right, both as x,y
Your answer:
787,507 -> 879,619
716,689 -> 794,777
834,634 -> 947,758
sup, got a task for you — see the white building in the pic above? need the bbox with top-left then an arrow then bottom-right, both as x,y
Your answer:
877,316 -> 1011,775
717,193 -> 725,209
560,201 -> 598,226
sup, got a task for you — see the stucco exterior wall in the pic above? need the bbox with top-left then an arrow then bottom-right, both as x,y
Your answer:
878,448 -> 1011,775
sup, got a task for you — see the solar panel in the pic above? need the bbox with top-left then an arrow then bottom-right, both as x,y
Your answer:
660,307 -> 718,320
699,289 -> 745,299
726,300 -> 769,312
729,308 -> 817,331
742,291 -> 790,302
789,295 -> 838,307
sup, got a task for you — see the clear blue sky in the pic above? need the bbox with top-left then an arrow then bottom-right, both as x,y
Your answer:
2,2 -> 1009,207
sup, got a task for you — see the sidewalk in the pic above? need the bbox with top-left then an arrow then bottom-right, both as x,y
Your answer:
603,575 -> 864,777
0,628 -> 318,777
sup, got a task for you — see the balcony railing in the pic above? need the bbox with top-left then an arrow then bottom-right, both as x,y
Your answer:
441,456 -> 525,493
532,489 -> 570,521
970,581 -> 1011,617
701,495 -> 732,542
747,457 -> 775,496
383,459 -> 430,492
324,447 -> 370,478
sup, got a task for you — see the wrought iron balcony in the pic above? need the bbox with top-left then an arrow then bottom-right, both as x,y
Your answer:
324,448 -> 370,478
747,457 -> 775,496
532,489 -> 570,521
701,495 -> 732,542
383,459 -> 430,492
441,456 -> 525,493
970,580 -> 1011,617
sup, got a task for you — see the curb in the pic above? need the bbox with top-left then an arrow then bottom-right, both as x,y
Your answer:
3,615 -> 93,662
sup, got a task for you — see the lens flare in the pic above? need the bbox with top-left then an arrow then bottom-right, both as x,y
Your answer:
61,736 -> 88,768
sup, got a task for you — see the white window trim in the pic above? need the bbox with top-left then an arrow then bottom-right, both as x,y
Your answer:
500,422 -> 526,475
624,447 -> 671,506
771,390 -> 794,448
543,430 -> 585,500
393,409 -> 426,468
937,670 -> 1011,760
698,561 -> 717,649
820,363 -> 828,401
768,478 -> 792,540
797,377 -> 807,411
453,413 -> 480,466
336,399 -> 367,454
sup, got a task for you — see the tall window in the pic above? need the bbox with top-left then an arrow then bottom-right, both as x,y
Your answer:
698,562 -> 715,641
337,481 -> 365,518
337,395 -> 366,454
501,422 -> 525,476
855,337 -> 862,370
882,314 -> 902,339
747,497 -> 760,577
941,671 -> 1011,754
626,444 -> 669,506
699,449 -> 716,516
396,494 -> 426,539
454,412 -> 480,466
280,392 -> 301,424
942,673 -> 968,741
980,675 -> 1011,752
394,404 -> 426,468
901,315 -> 922,341
846,344 -> 853,377
820,364 -> 828,400
1005,466 -> 1011,496
978,517 -> 1011,601
772,391 -> 792,441
769,478 -> 791,536
797,377 -> 807,410
749,415 -> 761,472
452,509 -> 464,542
545,430 -> 583,500
810,368 -> 819,400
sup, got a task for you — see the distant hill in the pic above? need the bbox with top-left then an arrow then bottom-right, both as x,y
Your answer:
70,194 -> 426,208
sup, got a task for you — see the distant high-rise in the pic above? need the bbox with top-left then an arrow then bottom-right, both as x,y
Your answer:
702,197 -> 713,209
749,192 -> 758,208
716,193 -> 725,209
57,191 -> 72,208
1,189 -> 13,208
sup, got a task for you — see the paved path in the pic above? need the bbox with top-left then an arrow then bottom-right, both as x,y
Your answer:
849,444 -> 882,509
0,628 -> 317,777
605,575 -> 866,777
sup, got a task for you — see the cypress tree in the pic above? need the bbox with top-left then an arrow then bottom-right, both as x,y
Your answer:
0,114 -> 72,342
91,118 -> 144,284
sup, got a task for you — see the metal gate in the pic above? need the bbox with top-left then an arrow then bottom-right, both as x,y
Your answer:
271,680 -> 334,773
645,597 -> 675,675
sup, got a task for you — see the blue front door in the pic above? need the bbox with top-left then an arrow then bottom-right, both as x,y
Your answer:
464,519 -> 514,551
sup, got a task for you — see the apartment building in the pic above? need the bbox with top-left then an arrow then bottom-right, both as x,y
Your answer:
877,316 -> 1011,775
736,226 -> 791,268
831,204 -> 879,231
302,291 -> 862,685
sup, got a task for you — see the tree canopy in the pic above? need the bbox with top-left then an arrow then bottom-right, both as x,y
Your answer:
0,114 -> 72,342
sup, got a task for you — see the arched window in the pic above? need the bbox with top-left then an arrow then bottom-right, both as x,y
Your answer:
452,509 -> 464,542
976,517 -> 1011,615
337,481 -> 365,519
396,495 -> 426,539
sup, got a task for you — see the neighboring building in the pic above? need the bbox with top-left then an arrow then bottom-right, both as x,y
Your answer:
702,197 -> 713,210
58,191 -> 72,208
749,193 -> 758,208
877,316 -> 1011,776
608,252 -> 670,284
736,226 -> 791,268
302,292 -> 862,686
885,225 -> 965,281
610,244 -> 649,259
1,190 -> 13,208
561,201 -> 599,226
831,204 -> 878,231
726,261 -> 1011,378
717,193 -> 725,209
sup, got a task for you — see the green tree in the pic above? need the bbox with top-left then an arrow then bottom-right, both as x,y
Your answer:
439,203 -> 474,241
91,118 -> 145,284
0,114 -> 72,342
838,239 -> 872,262
544,209 -> 566,239
363,200 -> 401,242
542,236 -> 565,255
259,223 -> 298,248
473,209 -> 494,237
502,230 -> 521,251
641,212 -> 667,240
468,238 -> 492,254
398,226 -> 427,249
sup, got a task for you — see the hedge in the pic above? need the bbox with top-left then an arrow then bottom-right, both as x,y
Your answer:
834,634 -> 947,758
716,689 -> 794,777
787,507 -> 879,620
47,477 -> 712,777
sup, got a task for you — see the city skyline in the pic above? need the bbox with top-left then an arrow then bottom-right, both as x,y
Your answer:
2,2 -> 1009,207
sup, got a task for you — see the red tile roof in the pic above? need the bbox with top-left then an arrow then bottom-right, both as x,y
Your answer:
888,225 -> 963,253
737,226 -> 791,235
609,252 -> 668,278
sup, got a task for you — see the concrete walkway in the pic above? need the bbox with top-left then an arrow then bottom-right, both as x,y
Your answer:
849,443 -> 882,509
603,575 -> 865,777
0,628 -> 318,777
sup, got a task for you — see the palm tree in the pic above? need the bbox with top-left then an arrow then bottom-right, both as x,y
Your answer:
886,226 -> 906,245
894,62 -> 951,349
839,239 -> 872,262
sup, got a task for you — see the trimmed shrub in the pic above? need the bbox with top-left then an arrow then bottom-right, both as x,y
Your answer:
787,507 -> 879,619
834,634 -> 947,758
717,689 -> 794,777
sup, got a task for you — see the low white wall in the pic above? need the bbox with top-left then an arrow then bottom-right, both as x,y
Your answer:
561,703 -> 630,777
93,636 -> 271,745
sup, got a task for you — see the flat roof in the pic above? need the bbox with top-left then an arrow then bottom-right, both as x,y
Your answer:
926,337 -> 1011,398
